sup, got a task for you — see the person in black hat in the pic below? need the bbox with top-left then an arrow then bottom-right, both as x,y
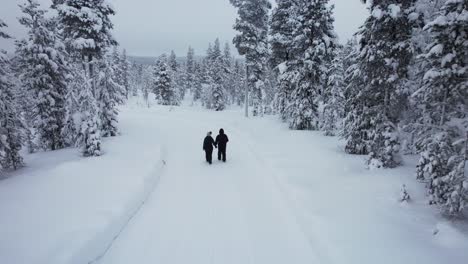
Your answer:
203,131 -> 216,164
215,129 -> 229,162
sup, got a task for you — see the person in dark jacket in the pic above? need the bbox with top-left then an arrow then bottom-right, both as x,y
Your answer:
203,131 -> 216,164
215,128 -> 229,162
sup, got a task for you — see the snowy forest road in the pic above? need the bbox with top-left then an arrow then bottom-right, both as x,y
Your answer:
98,105 -> 323,264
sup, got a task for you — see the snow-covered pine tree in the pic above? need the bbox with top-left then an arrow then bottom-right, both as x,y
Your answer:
322,46 -> 345,136
63,64 -> 84,147
121,49 -> 130,99
185,46 -> 197,98
230,0 -> 271,116
286,0 -> 337,130
54,0 -> 117,93
153,55 -> 178,106
54,0 -> 116,156
15,0 -> 70,151
97,54 -> 125,137
193,62 -> 204,102
414,0 -> 468,215
342,37 -> 372,155
223,42 -> 236,104
169,50 -> 185,102
77,75 -> 102,157
269,0 -> 299,120
0,19 -> 24,172
168,50 -> 178,72
347,0 -> 418,168
232,59 -> 246,106
109,46 -> 128,101
206,39 -> 227,111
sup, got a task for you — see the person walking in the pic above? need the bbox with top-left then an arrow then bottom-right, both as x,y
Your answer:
215,128 -> 229,162
203,131 -> 216,164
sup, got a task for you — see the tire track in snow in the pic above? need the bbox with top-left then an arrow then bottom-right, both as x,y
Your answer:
227,119 -> 337,264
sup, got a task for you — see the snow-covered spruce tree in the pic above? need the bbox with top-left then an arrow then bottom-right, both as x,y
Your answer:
286,0 -> 337,130
97,55 -> 125,137
77,75 -> 102,156
54,0 -> 116,156
322,46 -> 346,136
109,47 -> 124,92
185,46 -> 197,98
0,19 -> 24,172
347,0 -> 418,168
121,49 -> 130,99
168,50 -> 184,101
153,55 -> 178,106
414,0 -> 468,215
223,42 -> 236,104
62,64 -> 84,146
230,0 -> 271,116
15,0 -> 70,151
193,62 -> 204,102
232,59 -> 246,106
269,0 -> 299,120
342,37 -> 373,155
206,39 -> 227,111
54,0 -> 117,66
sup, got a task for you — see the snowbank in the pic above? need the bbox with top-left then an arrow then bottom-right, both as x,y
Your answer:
0,107 -> 166,264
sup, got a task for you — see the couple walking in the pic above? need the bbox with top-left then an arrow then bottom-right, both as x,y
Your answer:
203,129 -> 229,164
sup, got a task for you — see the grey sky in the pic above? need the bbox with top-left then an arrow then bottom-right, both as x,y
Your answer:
0,0 -> 368,57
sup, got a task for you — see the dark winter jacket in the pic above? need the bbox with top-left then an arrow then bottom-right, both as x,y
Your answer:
203,136 -> 216,151
215,129 -> 229,149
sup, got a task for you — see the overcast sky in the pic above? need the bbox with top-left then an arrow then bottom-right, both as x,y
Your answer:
0,0 -> 368,57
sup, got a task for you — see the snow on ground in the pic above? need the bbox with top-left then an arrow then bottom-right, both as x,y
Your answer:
1,97 -> 468,264
0,108 -> 166,264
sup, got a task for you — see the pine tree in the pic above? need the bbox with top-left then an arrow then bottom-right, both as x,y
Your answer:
232,60 -> 246,106
77,75 -> 102,157
153,55 -> 177,106
414,0 -> 467,215
97,55 -> 125,137
0,19 -> 24,172
121,49 -> 130,99
346,0 -> 417,168
223,42 -> 235,104
54,0 -> 117,95
193,62 -> 204,101
269,0 -> 299,120
342,37 -> 371,155
15,0 -> 70,151
206,39 -> 227,111
322,47 -> 345,136
54,0 -> 116,157
185,46 -> 197,98
286,0 -> 337,130
230,0 -> 271,116
63,64 -> 83,147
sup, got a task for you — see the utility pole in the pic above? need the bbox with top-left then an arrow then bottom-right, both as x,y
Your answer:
245,65 -> 249,118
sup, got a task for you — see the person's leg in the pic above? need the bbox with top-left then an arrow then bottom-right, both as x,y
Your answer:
223,149 -> 226,162
218,149 -> 222,160
205,151 -> 210,163
208,150 -> 213,164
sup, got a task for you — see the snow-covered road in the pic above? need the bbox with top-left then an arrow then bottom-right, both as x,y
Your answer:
99,106 -> 322,264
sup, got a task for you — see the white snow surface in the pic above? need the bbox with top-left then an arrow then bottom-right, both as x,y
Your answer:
1,97 -> 468,264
